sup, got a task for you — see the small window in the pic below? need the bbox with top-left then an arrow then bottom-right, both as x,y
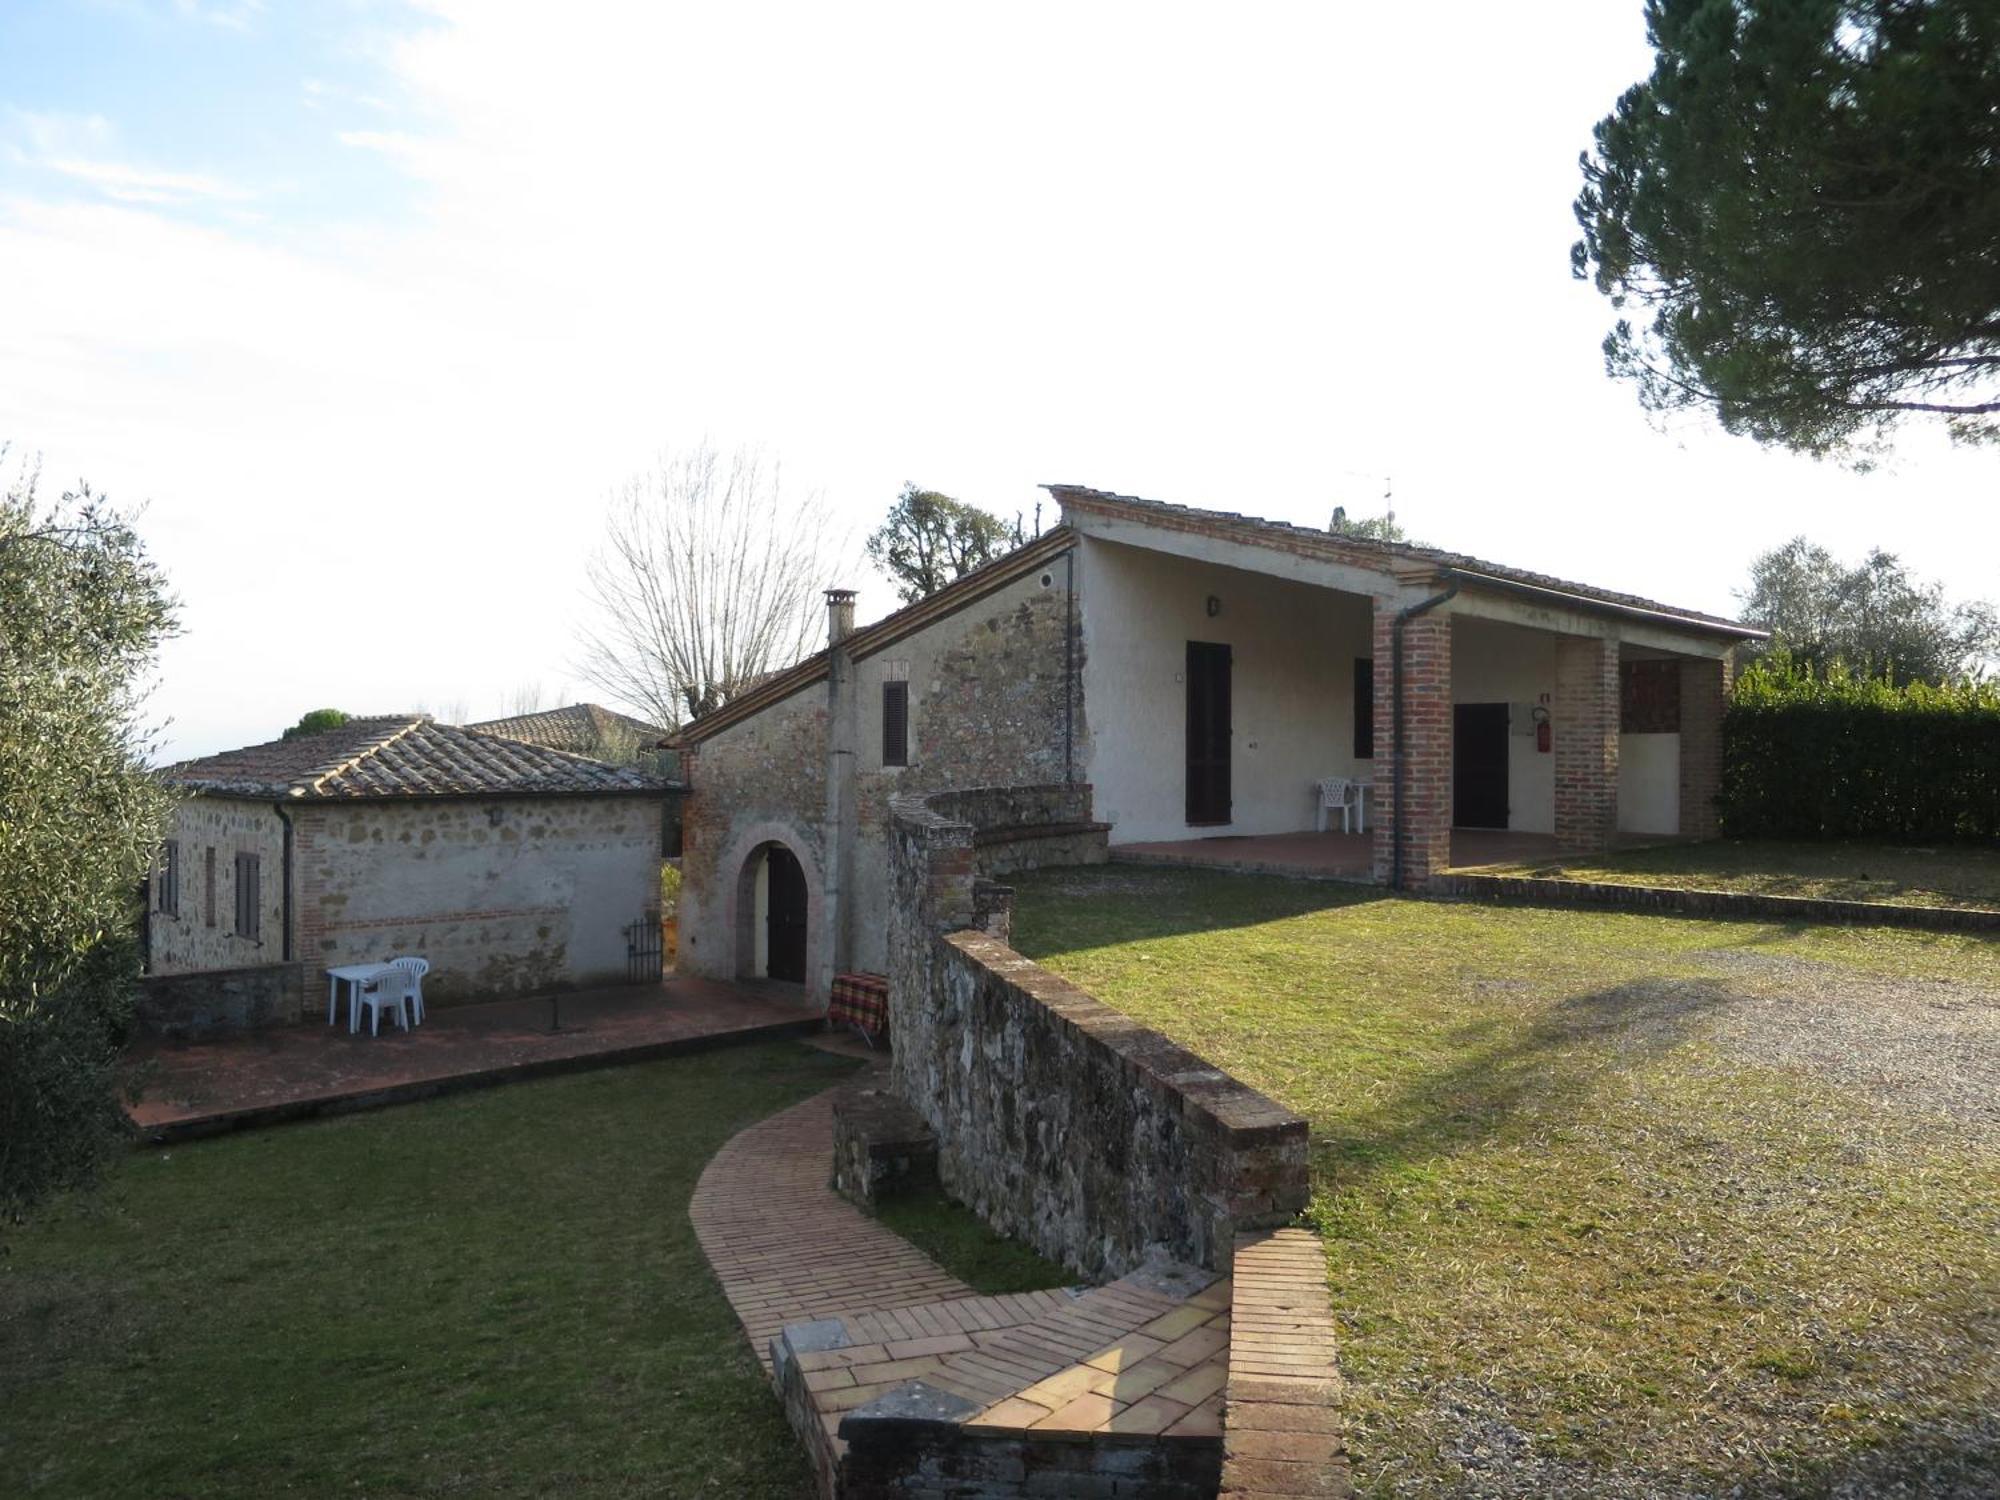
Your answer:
882,680 -> 909,768
204,846 -> 217,927
234,852 -> 261,941
157,840 -> 181,916
1353,659 -> 1374,759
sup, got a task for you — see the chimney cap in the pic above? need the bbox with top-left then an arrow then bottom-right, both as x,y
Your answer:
824,587 -> 858,602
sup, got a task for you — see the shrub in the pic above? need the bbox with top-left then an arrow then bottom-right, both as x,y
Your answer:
1720,655 -> 2000,843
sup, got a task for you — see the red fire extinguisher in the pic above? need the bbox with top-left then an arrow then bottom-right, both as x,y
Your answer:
1533,705 -> 1552,753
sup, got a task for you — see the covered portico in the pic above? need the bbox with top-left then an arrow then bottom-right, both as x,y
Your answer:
1053,486 -> 1765,889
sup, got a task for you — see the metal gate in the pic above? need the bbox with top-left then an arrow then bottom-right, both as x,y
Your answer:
625,913 -> 663,983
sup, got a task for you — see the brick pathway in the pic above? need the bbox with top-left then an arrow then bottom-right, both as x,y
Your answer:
689,1084 -> 982,1368
128,977 -> 817,1139
695,1088 -> 1351,1498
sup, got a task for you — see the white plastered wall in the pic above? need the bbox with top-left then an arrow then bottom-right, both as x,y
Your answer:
1081,537 -> 1374,843
1450,616 -> 1557,834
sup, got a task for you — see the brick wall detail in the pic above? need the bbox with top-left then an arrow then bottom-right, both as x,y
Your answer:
1369,602 -> 1453,888
1554,635 -> 1620,853
1677,654 -> 1731,839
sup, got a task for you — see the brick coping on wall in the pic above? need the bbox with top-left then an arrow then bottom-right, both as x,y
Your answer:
1434,871 -> 2000,934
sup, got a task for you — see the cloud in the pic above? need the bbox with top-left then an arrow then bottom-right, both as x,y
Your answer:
11,110 -> 251,205
171,0 -> 265,31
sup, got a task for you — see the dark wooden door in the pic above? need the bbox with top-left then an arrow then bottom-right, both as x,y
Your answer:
765,845 -> 808,983
1186,641 -> 1233,825
1453,703 -> 1510,829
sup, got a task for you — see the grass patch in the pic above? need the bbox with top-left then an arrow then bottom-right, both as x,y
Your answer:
1473,837 -> 2000,911
871,1192 -> 1073,1297
0,1041 -> 861,1500
1013,866 -> 2000,1497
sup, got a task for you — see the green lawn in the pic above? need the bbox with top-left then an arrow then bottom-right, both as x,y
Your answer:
1013,867 -> 2000,1499
1473,837 -> 2000,911
1,1042 -> 864,1500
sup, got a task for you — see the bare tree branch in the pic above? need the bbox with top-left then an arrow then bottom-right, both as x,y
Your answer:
573,443 -> 848,728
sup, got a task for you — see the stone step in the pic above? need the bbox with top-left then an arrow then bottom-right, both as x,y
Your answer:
777,1258 -> 1232,1497
771,1286 -> 1083,1495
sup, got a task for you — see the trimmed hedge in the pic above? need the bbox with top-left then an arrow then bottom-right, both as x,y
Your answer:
1720,660 -> 2000,843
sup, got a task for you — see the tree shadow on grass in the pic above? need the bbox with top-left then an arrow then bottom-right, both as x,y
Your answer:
1312,976 -> 1746,1198
1010,865 -> 1398,956
1747,1422 -> 2000,1500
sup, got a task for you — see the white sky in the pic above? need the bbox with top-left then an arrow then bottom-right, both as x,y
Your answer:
2,1 -> 1992,760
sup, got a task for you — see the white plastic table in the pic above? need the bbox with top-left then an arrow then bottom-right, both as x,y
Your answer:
326,963 -> 396,1034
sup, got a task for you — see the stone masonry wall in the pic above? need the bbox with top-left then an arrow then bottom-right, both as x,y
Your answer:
679,559 -> 1085,986
136,962 -> 306,1039
294,794 -> 664,1005
889,788 -> 1308,1282
146,796 -> 288,976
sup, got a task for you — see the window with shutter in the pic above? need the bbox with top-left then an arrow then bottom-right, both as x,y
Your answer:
882,680 -> 909,767
204,846 -> 217,927
158,840 -> 180,916
1354,659 -> 1375,759
234,852 -> 261,941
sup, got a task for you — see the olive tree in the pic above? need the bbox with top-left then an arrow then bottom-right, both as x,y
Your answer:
1,448 -> 177,1222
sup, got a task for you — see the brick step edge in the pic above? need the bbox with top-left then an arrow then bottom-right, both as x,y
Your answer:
1221,1228 -> 1351,1500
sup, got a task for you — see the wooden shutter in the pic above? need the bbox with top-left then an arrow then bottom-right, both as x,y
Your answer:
1354,658 -> 1375,759
882,680 -> 909,767
235,852 -> 261,940
158,841 -> 180,916
204,846 -> 217,927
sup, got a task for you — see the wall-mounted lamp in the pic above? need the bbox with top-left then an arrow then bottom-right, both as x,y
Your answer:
1205,594 -> 1222,618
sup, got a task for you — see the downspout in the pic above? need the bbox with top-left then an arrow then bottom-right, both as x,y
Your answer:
1063,546 -> 1076,785
273,800 -> 296,962
1390,581 -> 1459,892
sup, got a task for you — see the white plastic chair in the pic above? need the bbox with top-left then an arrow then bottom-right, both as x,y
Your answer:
1315,777 -> 1365,834
358,967 -> 415,1037
388,956 -> 430,1025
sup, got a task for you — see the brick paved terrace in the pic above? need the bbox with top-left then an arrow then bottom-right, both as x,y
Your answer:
126,976 -> 818,1139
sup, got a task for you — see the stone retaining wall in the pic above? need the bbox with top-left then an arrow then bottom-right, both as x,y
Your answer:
136,962 -> 306,1039
1434,871 -> 2000,933
889,786 -> 1308,1282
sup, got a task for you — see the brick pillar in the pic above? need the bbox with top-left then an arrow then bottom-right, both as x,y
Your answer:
1677,654 -> 1732,839
1371,600 -> 1453,888
1554,636 -> 1620,853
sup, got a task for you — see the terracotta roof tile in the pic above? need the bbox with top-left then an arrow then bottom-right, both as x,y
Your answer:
467,702 -> 672,755
162,717 -> 674,800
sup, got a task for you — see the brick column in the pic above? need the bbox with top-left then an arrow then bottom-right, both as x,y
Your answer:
1371,600 -> 1453,889
1554,635 -> 1620,853
1677,653 -> 1732,839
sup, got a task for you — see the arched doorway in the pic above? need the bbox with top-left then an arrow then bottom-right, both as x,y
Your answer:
760,843 -> 809,984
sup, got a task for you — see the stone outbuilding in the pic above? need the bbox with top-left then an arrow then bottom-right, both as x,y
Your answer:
143,716 -> 680,1034
671,486 -> 1766,1002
